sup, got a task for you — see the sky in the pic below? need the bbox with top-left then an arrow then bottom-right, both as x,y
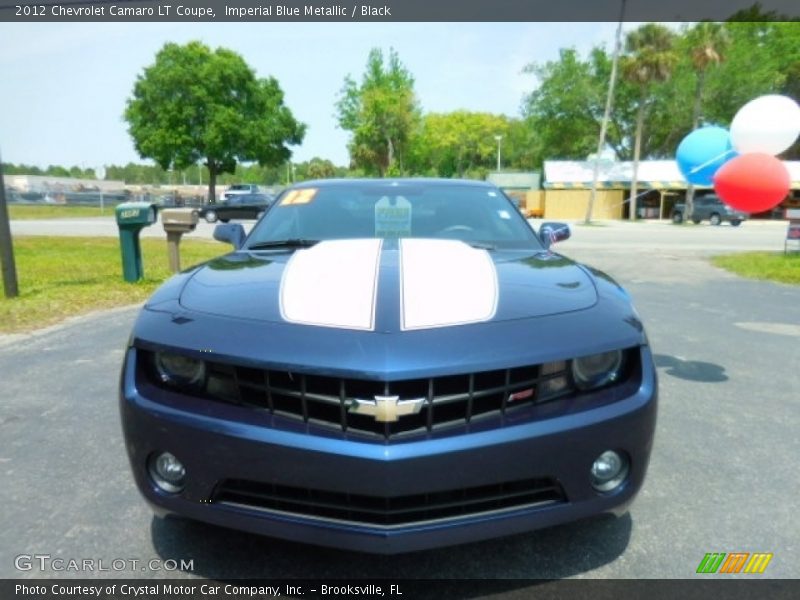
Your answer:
0,22 -> 622,170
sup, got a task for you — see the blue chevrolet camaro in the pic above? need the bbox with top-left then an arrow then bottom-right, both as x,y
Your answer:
120,179 -> 657,554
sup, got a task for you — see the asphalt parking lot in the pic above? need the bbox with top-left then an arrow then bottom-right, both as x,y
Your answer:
1,219 -> 798,583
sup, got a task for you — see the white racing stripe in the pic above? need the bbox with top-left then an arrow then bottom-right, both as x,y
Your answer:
400,239 -> 498,330
280,239 -> 382,330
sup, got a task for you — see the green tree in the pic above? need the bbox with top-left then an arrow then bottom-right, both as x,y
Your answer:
125,41 -> 305,203
713,20 -> 800,159
503,118 -> 542,172
522,48 -> 607,163
408,111 -> 511,177
699,24 -> 777,125
336,48 -> 420,176
47,165 -> 70,177
106,162 -> 168,185
520,22 -> 798,167
622,24 -> 677,219
2,164 -> 39,175
305,158 -> 338,180
687,22 -> 731,129
68,166 -> 86,179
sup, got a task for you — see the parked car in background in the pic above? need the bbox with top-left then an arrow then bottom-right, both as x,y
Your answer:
223,184 -> 261,202
120,178 -> 657,554
199,193 -> 274,223
671,194 -> 748,226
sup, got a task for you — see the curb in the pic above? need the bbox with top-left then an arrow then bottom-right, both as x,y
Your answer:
0,303 -> 142,349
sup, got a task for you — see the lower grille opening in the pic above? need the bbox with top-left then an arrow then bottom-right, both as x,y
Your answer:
212,477 -> 567,526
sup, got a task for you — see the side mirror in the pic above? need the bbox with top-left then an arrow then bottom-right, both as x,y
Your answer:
539,222 -> 571,249
214,223 -> 246,249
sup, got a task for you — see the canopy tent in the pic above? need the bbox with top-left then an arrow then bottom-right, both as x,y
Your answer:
544,160 -> 800,190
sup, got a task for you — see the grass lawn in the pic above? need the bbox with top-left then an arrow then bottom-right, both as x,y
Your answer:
8,205 -> 113,219
712,252 -> 800,285
1,236 -> 226,333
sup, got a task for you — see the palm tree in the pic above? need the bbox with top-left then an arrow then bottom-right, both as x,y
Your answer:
622,24 -> 677,220
688,22 -> 730,127
684,22 -> 730,222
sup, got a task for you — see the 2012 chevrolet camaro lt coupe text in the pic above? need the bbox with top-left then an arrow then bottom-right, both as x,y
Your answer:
120,179 -> 657,554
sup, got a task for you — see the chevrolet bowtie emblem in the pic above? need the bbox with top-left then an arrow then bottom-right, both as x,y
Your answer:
349,395 -> 425,423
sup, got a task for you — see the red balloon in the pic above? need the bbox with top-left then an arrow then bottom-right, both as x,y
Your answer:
713,153 -> 790,213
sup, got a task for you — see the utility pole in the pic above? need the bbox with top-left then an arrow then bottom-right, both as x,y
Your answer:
0,151 -> 20,298
585,0 -> 626,224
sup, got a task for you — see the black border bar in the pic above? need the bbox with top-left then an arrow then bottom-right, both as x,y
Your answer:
3,579 -> 800,600
2,0 -> 800,22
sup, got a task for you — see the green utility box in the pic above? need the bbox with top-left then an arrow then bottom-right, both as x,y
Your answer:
115,202 -> 157,282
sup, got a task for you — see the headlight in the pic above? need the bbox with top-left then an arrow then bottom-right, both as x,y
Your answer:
154,351 -> 205,387
571,350 -> 623,390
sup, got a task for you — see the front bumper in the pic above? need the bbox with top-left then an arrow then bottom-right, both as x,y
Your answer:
120,347 -> 657,554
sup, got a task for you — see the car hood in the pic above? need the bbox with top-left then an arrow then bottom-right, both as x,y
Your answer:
178,239 -> 597,332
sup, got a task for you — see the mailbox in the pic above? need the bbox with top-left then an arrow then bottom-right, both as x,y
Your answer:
161,208 -> 199,273
115,202 -> 157,282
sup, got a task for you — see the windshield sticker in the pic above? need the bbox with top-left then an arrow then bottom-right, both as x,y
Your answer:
498,210 -> 511,220
487,191 -> 498,197
375,196 -> 412,238
280,188 -> 318,206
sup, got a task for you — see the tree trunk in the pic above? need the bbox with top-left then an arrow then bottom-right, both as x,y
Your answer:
386,135 -> 395,175
684,68 -> 707,224
630,99 -> 645,220
207,162 -> 217,205
692,69 -> 705,129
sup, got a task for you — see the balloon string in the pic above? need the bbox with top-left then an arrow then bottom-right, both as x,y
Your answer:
689,148 -> 735,174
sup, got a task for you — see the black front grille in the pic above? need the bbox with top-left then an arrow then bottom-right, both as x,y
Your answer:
195,359 -> 572,438
213,477 -> 567,526
143,349 -> 637,439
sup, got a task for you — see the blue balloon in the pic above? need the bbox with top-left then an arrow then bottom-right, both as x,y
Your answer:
676,126 -> 736,186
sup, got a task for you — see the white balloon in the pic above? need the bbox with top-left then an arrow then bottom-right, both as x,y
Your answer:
730,94 -> 800,155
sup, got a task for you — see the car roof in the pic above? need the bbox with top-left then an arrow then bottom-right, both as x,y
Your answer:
227,192 -> 262,199
286,178 -> 498,190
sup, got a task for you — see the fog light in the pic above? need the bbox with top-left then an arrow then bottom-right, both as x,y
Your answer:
148,452 -> 186,493
591,450 -> 629,492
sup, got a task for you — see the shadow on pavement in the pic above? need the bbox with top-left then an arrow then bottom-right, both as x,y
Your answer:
150,511 -> 632,585
654,354 -> 728,382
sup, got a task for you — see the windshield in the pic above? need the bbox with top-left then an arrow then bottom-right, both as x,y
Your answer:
245,182 -> 541,250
